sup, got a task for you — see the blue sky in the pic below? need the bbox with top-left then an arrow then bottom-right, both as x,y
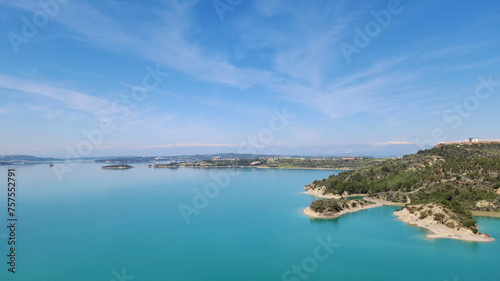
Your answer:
0,0 -> 499,157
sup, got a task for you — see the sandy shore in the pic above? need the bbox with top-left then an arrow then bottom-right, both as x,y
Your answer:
394,207 -> 494,242
301,187 -> 495,242
302,183 -> 370,199
302,189 -> 341,199
303,203 -> 383,219
301,192 -> 405,218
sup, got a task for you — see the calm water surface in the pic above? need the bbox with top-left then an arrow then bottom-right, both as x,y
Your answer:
0,164 -> 499,281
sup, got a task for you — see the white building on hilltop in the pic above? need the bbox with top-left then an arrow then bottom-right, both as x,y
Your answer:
468,137 -> 479,143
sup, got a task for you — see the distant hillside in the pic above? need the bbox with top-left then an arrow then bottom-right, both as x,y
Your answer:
0,155 -> 62,165
92,153 -> 286,163
307,142 -> 500,233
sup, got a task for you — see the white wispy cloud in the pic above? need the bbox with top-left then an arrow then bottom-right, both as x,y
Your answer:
23,104 -> 84,120
445,57 -> 500,72
1,0 -> 357,117
0,74 -> 111,116
0,1 -> 411,121
2,0 -> 132,46
3,0 -> 497,123
418,46 -> 476,60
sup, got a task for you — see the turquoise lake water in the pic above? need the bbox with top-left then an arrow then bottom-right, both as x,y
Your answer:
1,164 -> 499,281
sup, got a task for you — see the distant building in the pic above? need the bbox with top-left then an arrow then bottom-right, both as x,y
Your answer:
468,137 -> 479,143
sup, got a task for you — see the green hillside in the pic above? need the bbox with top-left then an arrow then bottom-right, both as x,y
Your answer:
307,142 -> 500,233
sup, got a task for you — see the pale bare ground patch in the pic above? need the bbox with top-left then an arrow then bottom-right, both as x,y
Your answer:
395,205 -> 494,242
303,203 -> 383,219
472,211 -> 500,218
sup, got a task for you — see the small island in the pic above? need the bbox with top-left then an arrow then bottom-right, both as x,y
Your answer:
303,141 -> 500,242
102,164 -> 134,170
148,163 -> 179,168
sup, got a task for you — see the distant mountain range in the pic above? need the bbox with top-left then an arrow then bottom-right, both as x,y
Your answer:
252,143 -> 429,157
0,155 -> 62,164
30,142 -> 427,159
0,143 -> 430,166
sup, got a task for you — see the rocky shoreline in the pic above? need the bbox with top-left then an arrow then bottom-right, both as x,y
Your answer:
303,185 -> 495,242
303,203 -> 383,219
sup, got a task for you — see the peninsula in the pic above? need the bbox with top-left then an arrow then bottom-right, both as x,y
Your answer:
303,141 -> 500,242
303,198 -> 384,219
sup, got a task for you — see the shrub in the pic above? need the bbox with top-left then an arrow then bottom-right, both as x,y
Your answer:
446,221 -> 456,229
434,213 -> 445,223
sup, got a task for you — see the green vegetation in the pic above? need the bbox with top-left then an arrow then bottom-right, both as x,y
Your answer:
406,203 -> 479,233
307,142 -> 500,232
93,153 -> 280,164
148,162 -> 179,168
251,158 -> 383,169
102,164 -> 134,169
310,199 -> 368,214
0,155 -> 62,165
187,157 -> 382,169
100,154 -> 384,170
